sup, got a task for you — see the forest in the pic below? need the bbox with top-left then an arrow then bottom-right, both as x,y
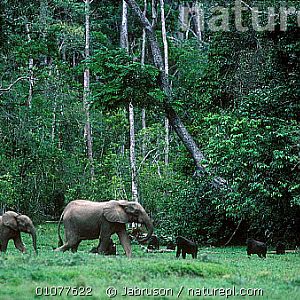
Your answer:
0,0 -> 299,249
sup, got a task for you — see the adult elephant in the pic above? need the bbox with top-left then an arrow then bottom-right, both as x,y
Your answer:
0,211 -> 37,253
54,200 -> 153,257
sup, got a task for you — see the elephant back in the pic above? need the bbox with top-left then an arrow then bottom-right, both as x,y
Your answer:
63,200 -> 105,221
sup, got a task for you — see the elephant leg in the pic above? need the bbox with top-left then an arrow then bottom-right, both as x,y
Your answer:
117,230 -> 132,258
98,222 -> 114,254
13,235 -> 26,253
89,246 -> 98,253
54,232 -> 79,252
98,235 -> 111,254
0,239 -> 9,252
54,243 -> 71,252
182,251 -> 186,259
55,239 -> 78,252
71,241 -> 80,253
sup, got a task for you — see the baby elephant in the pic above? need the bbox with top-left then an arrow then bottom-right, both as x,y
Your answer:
176,236 -> 198,259
246,238 -> 267,258
0,211 -> 37,253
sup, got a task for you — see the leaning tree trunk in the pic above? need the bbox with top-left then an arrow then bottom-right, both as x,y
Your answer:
124,1 -> 203,171
123,0 -> 226,187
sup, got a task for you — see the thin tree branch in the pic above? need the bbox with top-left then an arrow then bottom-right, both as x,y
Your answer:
240,0 -> 279,16
0,77 -> 29,93
224,219 -> 243,246
137,148 -> 156,174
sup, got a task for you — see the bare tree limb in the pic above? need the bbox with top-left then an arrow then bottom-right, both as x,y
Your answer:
0,77 -> 29,94
137,148 -> 157,174
224,219 -> 243,246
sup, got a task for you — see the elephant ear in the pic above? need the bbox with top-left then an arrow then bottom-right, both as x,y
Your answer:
2,211 -> 19,231
103,201 -> 129,223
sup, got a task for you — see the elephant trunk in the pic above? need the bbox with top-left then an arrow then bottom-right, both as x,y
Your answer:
138,217 -> 153,242
30,227 -> 38,254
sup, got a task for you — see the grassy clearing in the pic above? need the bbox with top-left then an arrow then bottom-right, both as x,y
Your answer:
0,224 -> 299,299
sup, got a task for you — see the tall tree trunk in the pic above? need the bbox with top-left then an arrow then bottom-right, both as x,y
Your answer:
58,103 -> 64,150
193,1 -> 204,42
151,0 -> 157,27
178,3 -> 189,39
72,52 -> 76,67
141,0 -> 147,157
164,117 -> 169,165
39,0 -> 48,65
141,108 -> 146,156
120,1 -> 129,50
160,0 -> 169,166
51,97 -> 57,142
129,102 -> 139,201
121,0 -> 139,201
124,0 -> 227,187
25,22 -> 34,108
83,0 -> 95,180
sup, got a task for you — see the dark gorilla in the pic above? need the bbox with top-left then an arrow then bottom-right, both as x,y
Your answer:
166,240 -> 176,250
147,235 -> 159,250
90,238 -> 116,255
276,241 -> 285,255
176,236 -> 198,259
53,189 -> 65,218
246,238 -> 267,258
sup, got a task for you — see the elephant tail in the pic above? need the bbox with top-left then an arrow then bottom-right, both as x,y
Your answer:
57,212 -> 64,247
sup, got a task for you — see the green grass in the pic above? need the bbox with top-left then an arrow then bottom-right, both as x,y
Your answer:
0,224 -> 299,299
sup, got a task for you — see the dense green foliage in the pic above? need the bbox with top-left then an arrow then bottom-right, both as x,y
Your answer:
0,1 -> 299,246
0,224 -> 299,299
